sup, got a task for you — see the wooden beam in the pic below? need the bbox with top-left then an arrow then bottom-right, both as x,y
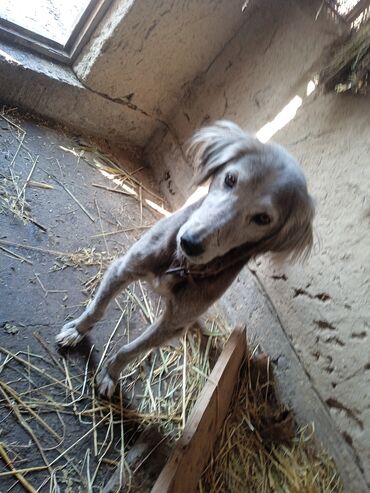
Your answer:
345,0 -> 370,23
151,327 -> 246,493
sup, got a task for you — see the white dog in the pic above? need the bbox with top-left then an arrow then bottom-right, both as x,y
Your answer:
56,121 -> 314,398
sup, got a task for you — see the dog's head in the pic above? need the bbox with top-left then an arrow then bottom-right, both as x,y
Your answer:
177,120 -> 315,265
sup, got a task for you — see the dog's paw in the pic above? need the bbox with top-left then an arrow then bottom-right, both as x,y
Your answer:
56,322 -> 84,347
96,367 -> 118,399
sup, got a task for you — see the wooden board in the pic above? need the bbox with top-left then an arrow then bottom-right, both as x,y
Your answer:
151,326 -> 246,493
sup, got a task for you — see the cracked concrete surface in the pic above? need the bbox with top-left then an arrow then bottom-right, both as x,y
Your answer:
0,0 -> 248,148
0,40 -> 155,148
73,0 -> 247,122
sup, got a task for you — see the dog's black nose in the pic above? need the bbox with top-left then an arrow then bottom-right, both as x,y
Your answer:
180,232 -> 204,257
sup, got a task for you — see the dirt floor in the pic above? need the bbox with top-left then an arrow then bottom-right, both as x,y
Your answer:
0,111 -> 229,492
0,110 -> 157,491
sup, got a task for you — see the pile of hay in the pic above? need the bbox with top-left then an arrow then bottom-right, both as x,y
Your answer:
0,323 -> 343,492
320,18 -> 370,94
0,314 -> 228,492
199,352 -> 343,493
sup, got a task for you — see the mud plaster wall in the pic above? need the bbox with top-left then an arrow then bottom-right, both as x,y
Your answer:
146,0 -> 370,483
0,0 -> 246,147
73,0 -> 247,140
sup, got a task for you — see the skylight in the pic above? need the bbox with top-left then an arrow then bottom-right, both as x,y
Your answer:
0,0 -> 112,64
1,0 -> 91,46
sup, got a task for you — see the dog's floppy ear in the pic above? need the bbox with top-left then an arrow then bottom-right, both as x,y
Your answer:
262,187 -> 315,262
187,120 -> 260,185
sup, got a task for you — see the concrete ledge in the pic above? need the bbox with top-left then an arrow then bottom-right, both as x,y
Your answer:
0,41 -> 158,148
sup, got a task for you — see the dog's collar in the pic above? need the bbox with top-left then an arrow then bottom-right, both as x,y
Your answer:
164,241 -> 257,279
164,266 -> 191,276
164,265 -> 212,278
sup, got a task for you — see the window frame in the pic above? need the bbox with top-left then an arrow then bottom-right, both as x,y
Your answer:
0,0 -> 113,65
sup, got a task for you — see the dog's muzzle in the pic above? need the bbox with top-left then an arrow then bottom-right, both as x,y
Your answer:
180,232 -> 205,257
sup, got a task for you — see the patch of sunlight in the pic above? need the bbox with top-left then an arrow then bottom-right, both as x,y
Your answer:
335,0 -> 361,16
306,79 -> 317,96
256,95 -> 303,143
0,49 -> 19,65
183,185 -> 208,208
145,199 -> 171,217
99,171 -> 171,217
99,170 -> 137,197
59,145 -> 82,158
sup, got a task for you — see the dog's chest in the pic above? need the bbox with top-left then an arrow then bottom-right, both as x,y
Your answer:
149,273 -> 184,298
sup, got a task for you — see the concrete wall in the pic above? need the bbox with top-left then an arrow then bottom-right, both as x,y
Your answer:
1,0 -> 247,147
74,0 -> 247,126
0,41 -> 150,150
146,0 -> 370,488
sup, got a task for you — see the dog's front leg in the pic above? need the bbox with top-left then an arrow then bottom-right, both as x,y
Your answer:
56,255 -> 140,347
97,312 -> 181,398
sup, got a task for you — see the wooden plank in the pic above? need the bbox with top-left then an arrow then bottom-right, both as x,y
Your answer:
151,327 -> 246,493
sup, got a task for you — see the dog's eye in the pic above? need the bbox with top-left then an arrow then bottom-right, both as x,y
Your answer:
224,173 -> 237,188
251,213 -> 271,226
